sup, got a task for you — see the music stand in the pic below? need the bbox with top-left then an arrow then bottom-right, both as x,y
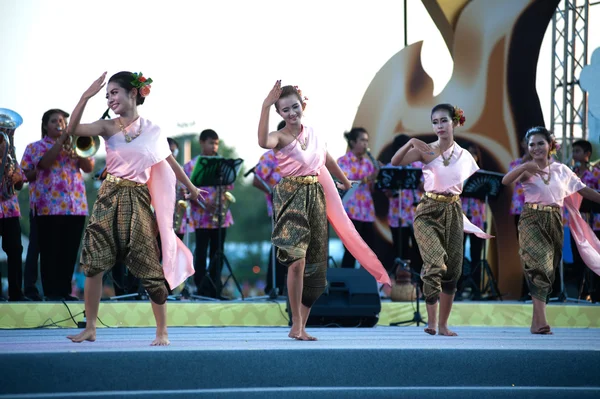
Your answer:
374,166 -> 426,327
461,170 -> 504,301
190,156 -> 245,300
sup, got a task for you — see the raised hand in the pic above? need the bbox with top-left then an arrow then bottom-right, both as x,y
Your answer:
82,72 -> 107,100
262,80 -> 282,108
410,138 -> 435,155
185,188 -> 208,202
521,161 -> 548,177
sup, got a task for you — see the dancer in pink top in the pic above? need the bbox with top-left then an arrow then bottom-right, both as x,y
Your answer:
66,72 -> 204,346
391,103 -> 491,336
258,81 -> 391,341
502,126 -> 600,334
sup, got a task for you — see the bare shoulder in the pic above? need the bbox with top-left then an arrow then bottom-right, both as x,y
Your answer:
274,130 -> 294,150
100,119 -> 120,138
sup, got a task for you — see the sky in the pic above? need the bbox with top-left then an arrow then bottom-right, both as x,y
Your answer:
1,0 -> 598,173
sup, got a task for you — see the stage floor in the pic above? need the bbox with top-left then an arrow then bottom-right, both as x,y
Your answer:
1,325 -> 600,352
1,327 -> 600,399
1,299 -> 599,329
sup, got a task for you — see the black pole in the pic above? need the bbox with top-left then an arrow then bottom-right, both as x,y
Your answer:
404,0 -> 408,47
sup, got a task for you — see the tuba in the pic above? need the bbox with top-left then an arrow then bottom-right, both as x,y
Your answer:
0,108 -> 23,201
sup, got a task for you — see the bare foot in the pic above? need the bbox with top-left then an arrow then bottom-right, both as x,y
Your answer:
67,328 -> 96,343
151,332 -> 170,346
424,327 -> 436,335
438,326 -> 458,336
288,325 -> 302,339
530,324 -> 553,335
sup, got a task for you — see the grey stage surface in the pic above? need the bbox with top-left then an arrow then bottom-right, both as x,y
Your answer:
1,327 -> 599,398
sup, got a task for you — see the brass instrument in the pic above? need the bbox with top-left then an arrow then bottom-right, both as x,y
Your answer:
63,132 -> 100,158
174,199 -> 188,231
0,108 -> 23,201
212,191 -> 236,224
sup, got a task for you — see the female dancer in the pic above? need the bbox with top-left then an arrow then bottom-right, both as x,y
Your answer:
391,103 -> 491,336
502,126 -> 600,334
337,127 -> 378,268
258,81 -> 391,341
66,71 -> 203,345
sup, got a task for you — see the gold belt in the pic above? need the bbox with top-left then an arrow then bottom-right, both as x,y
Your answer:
105,173 -> 145,187
424,192 -> 460,203
526,203 -> 560,212
286,175 -> 319,185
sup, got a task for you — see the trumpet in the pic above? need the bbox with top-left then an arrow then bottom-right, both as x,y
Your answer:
61,129 -> 100,158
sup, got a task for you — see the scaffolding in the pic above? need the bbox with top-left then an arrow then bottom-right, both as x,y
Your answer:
550,0 -> 591,161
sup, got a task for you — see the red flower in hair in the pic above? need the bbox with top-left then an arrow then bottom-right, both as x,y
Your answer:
131,72 -> 153,98
453,106 -> 466,127
139,85 -> 151,98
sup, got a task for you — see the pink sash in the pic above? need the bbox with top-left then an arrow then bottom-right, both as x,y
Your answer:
318,168 -> 392,286
565,194 -> 600,276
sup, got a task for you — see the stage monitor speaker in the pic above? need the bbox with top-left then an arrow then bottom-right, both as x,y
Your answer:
288,267 -> 381,327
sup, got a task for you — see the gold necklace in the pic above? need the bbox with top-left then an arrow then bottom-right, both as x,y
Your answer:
540,163 -> 551,185
440,144 -> 455,166
118,118 -> 142,143
290,130 -> 308,151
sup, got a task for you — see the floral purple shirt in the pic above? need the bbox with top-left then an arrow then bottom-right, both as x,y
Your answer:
388,162 -> 424,228
180,155 -> 234,231
20,137 -> 88,216
578,167 -> 600,231
508,158 -> 525,215
461,197 -> 486,230
337,151 -> 376,222
0,167 -> 24,218
255,150 -> 281,217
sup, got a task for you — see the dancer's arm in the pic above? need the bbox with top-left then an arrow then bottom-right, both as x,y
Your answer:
166,155 -> 206,201
326,152 -> 352,190
578,186 -> 600,204
502,162 -> 544,185
391,138 -> 431,166
66,72 -> 110,138
258,81 -> 283,149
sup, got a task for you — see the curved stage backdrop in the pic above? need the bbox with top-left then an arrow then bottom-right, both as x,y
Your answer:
353,0 -> 560,299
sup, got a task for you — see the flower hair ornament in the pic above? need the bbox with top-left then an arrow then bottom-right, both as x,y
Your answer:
294,85 -> 309,110
131,72 -> 153,97
549,136 -> 560,157
453,106 -> 466,126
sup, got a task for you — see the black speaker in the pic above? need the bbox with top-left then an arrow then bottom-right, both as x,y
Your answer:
288,267 -> 382,327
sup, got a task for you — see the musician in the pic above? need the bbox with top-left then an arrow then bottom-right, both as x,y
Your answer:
20,109 -> 94,301
182,129 -> 234,298
569,140 -> 600,302
21,129 -> 45,301
337,127 -> 379,268
253,120 -> 286,296
0,125 -> 26,301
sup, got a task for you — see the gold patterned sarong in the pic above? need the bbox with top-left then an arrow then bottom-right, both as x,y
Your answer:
80,177 -> 168,304
272,176 -> 328,307
413,194 -> 464,304
518,204 -> 563,302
